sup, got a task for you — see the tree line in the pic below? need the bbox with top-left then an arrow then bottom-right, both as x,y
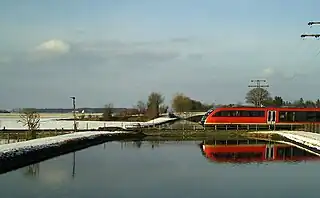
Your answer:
102,88 -> 320,121
102,92 -> 214,121
245,88 -> 320,107
13,88 -> 320,124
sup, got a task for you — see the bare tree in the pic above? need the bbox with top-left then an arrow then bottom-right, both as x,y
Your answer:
159,104 -> 169,114
171,93 -> 193,113
147,92 -> 165,119
245,88 -> 271,107
17,108 -> 40,139
102,103 -> 114,120
24,163 -> 40,178
136,100 -> 147,115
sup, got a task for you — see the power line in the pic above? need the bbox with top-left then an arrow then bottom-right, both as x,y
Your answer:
70,96 -> 76,133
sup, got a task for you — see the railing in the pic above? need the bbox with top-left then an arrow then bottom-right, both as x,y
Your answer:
303,123 -> 320,133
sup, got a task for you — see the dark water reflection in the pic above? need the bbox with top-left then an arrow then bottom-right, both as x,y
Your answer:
200,139 -> 320,164
0,140 -> 320,198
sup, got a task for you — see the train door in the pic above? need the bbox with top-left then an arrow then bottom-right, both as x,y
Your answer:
265,144 -> 275,160
267,110 -> 276,124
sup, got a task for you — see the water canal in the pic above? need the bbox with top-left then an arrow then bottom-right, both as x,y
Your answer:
0,138 -> 319,198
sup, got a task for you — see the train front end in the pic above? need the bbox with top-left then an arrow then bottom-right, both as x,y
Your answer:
200,108 -> 215,126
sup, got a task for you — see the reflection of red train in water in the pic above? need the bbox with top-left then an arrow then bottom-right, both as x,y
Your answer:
200,106 -> 320,129
200,139 -> 320,163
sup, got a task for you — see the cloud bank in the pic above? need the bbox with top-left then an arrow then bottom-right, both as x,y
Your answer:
1,37 -> 320,108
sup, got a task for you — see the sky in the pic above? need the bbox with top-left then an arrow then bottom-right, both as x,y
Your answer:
1,0 -> 320,109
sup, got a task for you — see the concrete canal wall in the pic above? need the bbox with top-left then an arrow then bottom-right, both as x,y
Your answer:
0,131 -> 145,174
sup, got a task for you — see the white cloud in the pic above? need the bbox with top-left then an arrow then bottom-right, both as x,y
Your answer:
2,37 -> 320,108
263,67 -> 274,76
26,39 -> 71,62
261,67 -> 308,81
35,39 -> 70,54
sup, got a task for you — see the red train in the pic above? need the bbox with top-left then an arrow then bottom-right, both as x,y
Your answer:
200,106 -> 320,129
200,140 -> 320,163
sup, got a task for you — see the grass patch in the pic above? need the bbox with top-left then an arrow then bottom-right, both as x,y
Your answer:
143,130 -> 249,141
0,131 -> 67,141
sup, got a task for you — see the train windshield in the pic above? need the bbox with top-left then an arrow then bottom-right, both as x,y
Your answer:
200,108 -> 215,124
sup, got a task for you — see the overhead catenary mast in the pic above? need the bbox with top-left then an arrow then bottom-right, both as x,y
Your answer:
248,79 -> 269,107
308,21 -> 320,26
301,21 -> 320,38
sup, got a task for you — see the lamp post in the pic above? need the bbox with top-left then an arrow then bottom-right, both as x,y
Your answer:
72,152 -> 76,179
70,97 -> 77,179
70,96 -> 76,133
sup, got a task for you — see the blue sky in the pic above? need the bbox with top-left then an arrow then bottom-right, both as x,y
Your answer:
1,0 -> 320,109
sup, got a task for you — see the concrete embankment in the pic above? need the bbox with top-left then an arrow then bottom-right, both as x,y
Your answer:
0,131 -> 145,174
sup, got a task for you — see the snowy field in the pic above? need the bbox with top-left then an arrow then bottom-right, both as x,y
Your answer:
0,113 -> 81,119
0,131 -> 124,158
0,116 -> 178,130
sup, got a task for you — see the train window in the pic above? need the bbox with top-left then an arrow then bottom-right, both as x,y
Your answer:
306,111 -> 317,122
249,111 -> 265,117
220,111 -> 230,116
214,111 -> 236,117
239,111 -> 250,117
276,146 -> 309,158
292,147 -> 305,157
212,152 -> 233,159
295,112 -> 307,122
295,111 -> 320,122
277,147 -> 286,158
204,109 -> 214,117
279,111 -> 295,122
237,140 -> 249,144
215,140 -> 227,145
214,110 -> 264,117
212,152 -> 262,159
279,112 -> 286,121
224,111 -> 232,116
238,110 -> 265,117
317,112 -> 320,122
213,111 -> 221,116
238,152 -> 262,159
226,140 -> 238,145
286,111 -> 320,122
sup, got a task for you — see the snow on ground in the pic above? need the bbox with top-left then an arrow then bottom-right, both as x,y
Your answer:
144,117 -> 177,125
0,131 -> 125,158
251,130 -> 320,151
275,131 -> 320,150
0,117 -> 178,130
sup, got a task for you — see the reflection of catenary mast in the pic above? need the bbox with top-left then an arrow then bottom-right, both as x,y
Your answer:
248,79 -> 269,107
301,21 -> 320,38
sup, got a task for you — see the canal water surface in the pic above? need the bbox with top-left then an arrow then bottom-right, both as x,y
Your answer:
0,139 -> 319,198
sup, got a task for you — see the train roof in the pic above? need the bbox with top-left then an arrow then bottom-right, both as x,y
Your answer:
215,106 -> 320,110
